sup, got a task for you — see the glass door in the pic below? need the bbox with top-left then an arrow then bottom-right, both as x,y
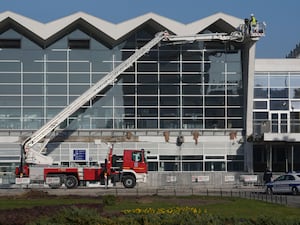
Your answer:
270,112 -> 288,133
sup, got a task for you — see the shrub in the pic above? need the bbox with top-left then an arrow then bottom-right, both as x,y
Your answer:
102,194 -> 117,206
27,206 -> 105,225
27,206 -> 300,225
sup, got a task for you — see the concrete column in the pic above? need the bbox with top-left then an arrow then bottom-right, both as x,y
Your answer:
243,40 -> 257,173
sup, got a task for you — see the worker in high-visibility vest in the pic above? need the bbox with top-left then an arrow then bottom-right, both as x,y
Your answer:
250,14 -> 257,34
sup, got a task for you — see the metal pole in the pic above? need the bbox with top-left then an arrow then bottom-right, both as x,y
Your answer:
285,149 -> 288,173
270,144 -> 272,171
180,146 -> 182,172
291,145 -> 294,172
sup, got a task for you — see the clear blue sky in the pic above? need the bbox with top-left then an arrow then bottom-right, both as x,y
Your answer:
1,0 -> 299,58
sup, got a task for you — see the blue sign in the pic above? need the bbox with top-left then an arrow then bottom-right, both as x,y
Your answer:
72,149 -> 86,161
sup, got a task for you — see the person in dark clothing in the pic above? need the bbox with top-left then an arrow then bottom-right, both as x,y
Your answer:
263,167 -> 272,184
244,18 -> 250,35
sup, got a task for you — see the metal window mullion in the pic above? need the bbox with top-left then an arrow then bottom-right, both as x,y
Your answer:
157,48 -> 160,129
66,49 -> 70,128
225,62 -> 228,129
89,62 -> 92,129
134,33 -> 138,130
112,54 -> 115,129
134,52 -> 138,129
20,62 -> 24,129
202,50 -> 205,129
43,53 -> 47,124
179,47 -> 183,129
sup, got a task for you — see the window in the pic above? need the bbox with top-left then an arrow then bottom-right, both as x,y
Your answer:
0,39 -> 21,48
148,162 -> 158,171
205,161 -> 225,171
205,155 -> 225,160
270,100 -> 289,110
286,175 -> 295,181
254,88 -> 268,98
132,152 -> 142,162
254,101 -> 267,109
68,39 -> 90,49
227,161 -> 243,171
270,75 -> 288,87
183,162 -> 203,171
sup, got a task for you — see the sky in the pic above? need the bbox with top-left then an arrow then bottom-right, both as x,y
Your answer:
1,0 -> 300,58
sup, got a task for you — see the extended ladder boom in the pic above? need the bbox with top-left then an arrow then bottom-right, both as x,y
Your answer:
23,31 -> 166,164
165,31 -> 244,43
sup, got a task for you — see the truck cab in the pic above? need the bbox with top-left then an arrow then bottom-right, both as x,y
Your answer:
110,149 -> 148,188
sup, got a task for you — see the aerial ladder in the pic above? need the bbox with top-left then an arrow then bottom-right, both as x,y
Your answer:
23,31 -> 168,165
21,29 -> 262,167
164,31 -> 244,43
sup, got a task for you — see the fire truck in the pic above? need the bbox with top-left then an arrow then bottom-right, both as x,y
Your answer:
15,25 -> 264,189
16,146 -> 148,188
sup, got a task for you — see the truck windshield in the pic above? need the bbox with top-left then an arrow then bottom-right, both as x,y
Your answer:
132,152 -> 142,162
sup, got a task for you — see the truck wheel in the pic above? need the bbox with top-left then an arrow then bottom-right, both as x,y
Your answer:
65,175 -> 78,189
122,175 -> 136,188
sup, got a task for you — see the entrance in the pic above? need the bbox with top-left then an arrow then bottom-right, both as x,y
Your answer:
271,145 -> 290,172
253,143 -> 300,173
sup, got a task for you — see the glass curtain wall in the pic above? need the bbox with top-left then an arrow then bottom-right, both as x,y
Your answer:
0,28 -> 243,132
253,72 -> 300,134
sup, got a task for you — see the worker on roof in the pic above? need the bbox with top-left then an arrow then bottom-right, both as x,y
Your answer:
250,13 -> 257,34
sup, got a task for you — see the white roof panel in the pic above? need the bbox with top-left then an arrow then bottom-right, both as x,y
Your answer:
255,59 -> 300,72
0,11 -> 244,42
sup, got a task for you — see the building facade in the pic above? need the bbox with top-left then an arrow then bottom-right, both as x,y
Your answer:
253,59 -> 300,173
0,11 -> 291,182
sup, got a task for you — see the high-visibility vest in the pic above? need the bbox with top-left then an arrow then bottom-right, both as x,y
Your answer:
251,17 -> 257,26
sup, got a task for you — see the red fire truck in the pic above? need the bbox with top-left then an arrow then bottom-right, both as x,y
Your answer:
16,146 -> 148,188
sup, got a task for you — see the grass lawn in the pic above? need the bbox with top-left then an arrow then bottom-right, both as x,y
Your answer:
104,195 -> 300,220
203,197 -> 300,220
0,191 -> 299,220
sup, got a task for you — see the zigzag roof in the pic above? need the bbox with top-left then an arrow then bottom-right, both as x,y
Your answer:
0,11 -> 243,47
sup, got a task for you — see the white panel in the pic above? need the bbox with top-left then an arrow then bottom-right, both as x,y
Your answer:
139,136 -> 165,142
255,59 -> 300,72
0,136 -> 19,142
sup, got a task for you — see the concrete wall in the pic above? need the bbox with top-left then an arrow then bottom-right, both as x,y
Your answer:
144,171 -> 262,189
